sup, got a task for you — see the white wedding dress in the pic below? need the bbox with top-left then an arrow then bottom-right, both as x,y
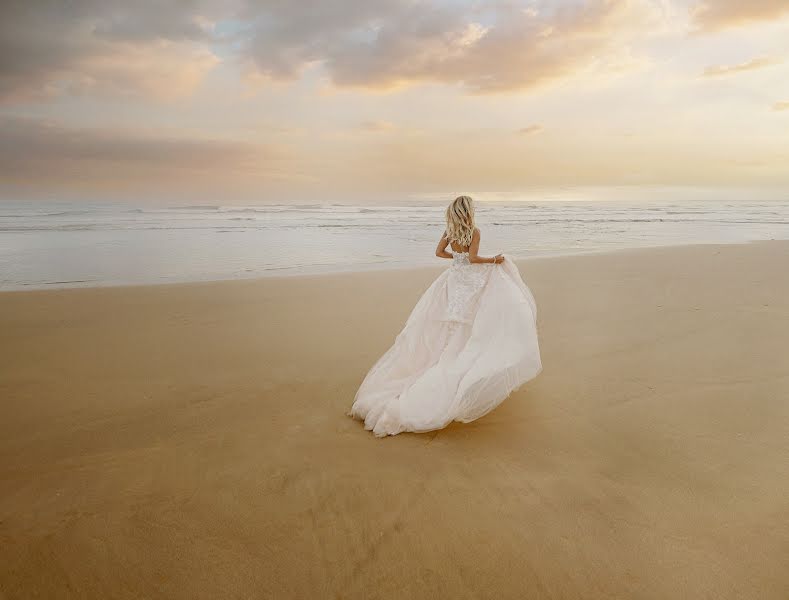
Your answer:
348,249 -> 542,437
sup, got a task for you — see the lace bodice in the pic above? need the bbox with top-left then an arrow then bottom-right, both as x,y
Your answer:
449,249 -> 470,266
445,250 -> 489,323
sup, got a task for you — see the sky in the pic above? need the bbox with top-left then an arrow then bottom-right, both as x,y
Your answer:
1,0 -> 788,205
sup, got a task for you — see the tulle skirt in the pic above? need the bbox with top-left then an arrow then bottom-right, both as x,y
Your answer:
348,255 -> 542,437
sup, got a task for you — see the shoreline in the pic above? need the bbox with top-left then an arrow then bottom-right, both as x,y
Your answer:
1,238 -> 783,294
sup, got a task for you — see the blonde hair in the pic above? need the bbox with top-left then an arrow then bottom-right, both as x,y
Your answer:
445,195 -> 475,247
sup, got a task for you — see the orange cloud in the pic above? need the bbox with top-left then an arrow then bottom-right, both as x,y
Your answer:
692,0 -> 789,31
358,120 -> 396,133
518,125 -> 544,135
702,57 -> 780,77
1,41 -> 218,104
0,116 -> 286,198
73,42 -> 219,101
773,101 -> 789,112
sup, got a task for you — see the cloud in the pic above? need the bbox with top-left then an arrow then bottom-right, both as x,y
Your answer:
692,0 -> 789,31
0,116 -> 282,187
702,56 -> 781,77
773,101 -> 789,112
518,125 -> 544,135
358,120 -> 395,132
0,0 -> 220,103
1,0 -> 661,101
240,0 -> 657,93
69,42 -> 219,101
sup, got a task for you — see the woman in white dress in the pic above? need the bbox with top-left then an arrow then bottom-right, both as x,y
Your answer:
348,195 -> 542,437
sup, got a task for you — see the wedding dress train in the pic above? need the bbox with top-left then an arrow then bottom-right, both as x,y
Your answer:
348,250 -> 542,437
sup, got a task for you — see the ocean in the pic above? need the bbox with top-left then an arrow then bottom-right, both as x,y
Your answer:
1,199 -> 788,290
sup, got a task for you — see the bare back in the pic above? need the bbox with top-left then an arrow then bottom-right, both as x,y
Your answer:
449,240 -> 469,253
437,227 -> 502,265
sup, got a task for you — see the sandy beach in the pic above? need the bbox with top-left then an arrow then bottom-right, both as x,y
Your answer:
1,241 -> 788,599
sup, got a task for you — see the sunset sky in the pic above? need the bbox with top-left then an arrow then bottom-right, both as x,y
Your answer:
1,0 -> 788,204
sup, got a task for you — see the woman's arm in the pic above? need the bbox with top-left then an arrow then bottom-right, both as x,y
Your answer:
468,229 -> 503,264
435,232 -> 453,259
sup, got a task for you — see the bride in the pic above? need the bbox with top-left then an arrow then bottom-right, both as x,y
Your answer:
348,195 -> 542,437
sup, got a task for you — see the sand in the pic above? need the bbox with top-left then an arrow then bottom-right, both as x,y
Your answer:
1,241 -> 789,599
